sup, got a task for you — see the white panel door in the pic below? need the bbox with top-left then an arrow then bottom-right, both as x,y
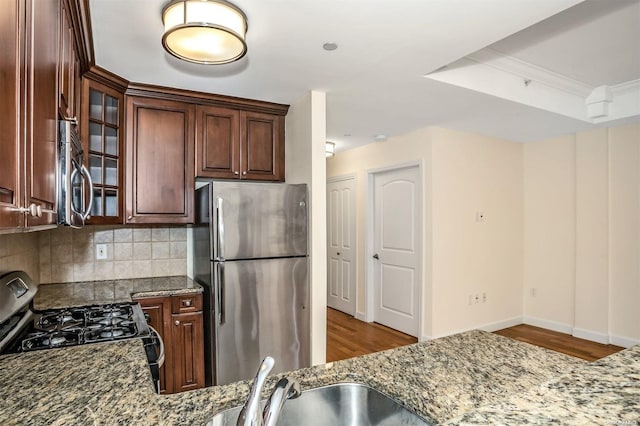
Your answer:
326,177 -> 356,315
373,166 -> 421,336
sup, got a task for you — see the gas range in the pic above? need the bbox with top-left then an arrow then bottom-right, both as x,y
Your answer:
15,302 -> 150,353
0,271 -> 164,393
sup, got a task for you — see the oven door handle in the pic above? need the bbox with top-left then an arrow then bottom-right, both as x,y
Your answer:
148,325 -> 165,368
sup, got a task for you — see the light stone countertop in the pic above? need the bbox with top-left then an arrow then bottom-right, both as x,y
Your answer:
5,329 -> 634,426
5,279 -> 638,424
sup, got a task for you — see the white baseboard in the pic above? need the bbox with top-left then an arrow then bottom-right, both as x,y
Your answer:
609,334 -> 639,349
478,316 -> 524,333
355,311 -> 367,322
524,317 -> 639,348
572,328 -> 609,345
522,316 -> 573,334
423,316 -> 524,341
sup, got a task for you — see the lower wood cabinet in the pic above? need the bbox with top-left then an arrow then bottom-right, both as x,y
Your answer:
134,293 -> 205,394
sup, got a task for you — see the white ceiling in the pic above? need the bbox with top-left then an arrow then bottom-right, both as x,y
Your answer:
90,0 -> 640,152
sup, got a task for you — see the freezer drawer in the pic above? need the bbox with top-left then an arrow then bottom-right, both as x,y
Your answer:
213,257 -> 309,385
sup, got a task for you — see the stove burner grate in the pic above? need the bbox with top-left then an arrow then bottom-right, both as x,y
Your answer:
21,331 -> 80,350
15,302 -> 145,352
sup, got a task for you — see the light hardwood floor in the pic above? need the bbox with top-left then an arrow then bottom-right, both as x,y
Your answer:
326,308 -> 417,363
326,308 -> 624,363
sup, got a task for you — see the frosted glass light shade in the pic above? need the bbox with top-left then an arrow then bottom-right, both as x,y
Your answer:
162,0 -> 247,64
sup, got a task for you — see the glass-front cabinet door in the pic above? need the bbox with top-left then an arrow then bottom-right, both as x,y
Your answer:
81,78 -> 124,224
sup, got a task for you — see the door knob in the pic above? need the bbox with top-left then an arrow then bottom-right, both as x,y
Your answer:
175,320 -> 180,326
373,253 -> 379,259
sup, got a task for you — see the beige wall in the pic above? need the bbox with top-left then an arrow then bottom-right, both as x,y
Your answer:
431,128 -> 523,338
608,124 -> 640,344
0,232 -> 40,281
285,90 -> 327,365
523,135 -> 576,330
523,123 -> 640,346
575,129 -> 608,339
327,127 -> 523,339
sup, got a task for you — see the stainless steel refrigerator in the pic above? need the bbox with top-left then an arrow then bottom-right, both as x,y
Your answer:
193,181 -> 310,386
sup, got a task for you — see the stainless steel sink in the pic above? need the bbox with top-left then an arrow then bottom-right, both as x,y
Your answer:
206,382 -> 431,426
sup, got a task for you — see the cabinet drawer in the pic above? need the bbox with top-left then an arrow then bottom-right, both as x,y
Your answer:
171,293 -> 202,313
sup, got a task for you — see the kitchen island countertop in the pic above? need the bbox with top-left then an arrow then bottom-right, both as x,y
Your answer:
3,278 -> 638,424
4,328 -> 636,425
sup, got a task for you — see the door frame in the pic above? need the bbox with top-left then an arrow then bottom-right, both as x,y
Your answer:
326,173 -> 358,316
364,161 -> 423,339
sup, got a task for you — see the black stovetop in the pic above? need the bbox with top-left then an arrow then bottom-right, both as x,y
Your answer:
8,302 -> 150,353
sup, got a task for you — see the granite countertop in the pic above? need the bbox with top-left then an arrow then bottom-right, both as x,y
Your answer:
34,275 -> 202,309
18,275 -> 639,423
5,329 -> 636,426
445,345 -> 640,425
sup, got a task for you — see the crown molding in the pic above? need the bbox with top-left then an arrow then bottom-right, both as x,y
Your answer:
466,48 -> 593,97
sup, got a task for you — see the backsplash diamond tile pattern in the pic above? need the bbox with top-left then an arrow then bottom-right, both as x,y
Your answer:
39,226 -> 187,284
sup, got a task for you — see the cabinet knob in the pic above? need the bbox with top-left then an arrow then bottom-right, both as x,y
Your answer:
175,320 -> 180,326
28,203 -> 42,217
234,171 -> 239,175
182,299 -> 192,307
242,171 -> 247,176
127,215 -> 133,220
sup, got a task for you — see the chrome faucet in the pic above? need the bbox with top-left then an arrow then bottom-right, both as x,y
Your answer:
237,356 -> 275,426
236,356 -> 301,426
262,377 -> 301,426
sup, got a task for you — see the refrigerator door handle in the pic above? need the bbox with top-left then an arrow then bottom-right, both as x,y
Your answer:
216,197 -> 224,261
217,262 -> 225,325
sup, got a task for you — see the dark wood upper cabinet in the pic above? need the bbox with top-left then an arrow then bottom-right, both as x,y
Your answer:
125,96 -> 195,224
241,111 -> 284,181
195,105 -> 240,179
0,0 -> 24,228
196,107 -> 285,181
58,0 -> 78,120
81,76 -> 125,224
0,0 -> 59,230
25,0 -> 59,228
1,0 -> 92,232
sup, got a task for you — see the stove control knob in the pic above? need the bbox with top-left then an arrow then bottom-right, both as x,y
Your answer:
175,320 -> 180,326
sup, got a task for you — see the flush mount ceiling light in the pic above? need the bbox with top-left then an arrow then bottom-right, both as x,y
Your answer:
325,141 -> 336,158
162,0 -> 248,65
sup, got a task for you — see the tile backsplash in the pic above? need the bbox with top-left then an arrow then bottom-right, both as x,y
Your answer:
0,232 -> 40,280
39,225 -> 188,284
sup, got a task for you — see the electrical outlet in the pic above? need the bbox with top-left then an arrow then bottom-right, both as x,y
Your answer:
482,292 -> 487,303
475,211 -> 485,222
96,244 -> 107,260
474,293 -> 480,304
468,294 -> 473,306
530,288 -> 537,297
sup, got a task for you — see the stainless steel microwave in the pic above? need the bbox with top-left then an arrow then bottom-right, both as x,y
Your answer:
57,120 -> 93,228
